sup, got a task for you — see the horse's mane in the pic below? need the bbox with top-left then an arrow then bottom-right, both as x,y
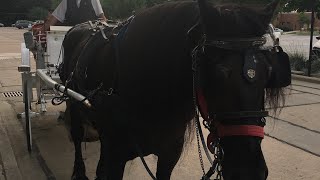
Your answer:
199,1 -> 273,38
266,87 -> 286,115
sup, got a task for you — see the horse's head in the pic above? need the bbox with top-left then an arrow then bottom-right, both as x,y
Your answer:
191,0 -> 290,179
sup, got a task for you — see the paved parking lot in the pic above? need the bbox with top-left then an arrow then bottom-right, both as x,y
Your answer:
280,34 -> 318,58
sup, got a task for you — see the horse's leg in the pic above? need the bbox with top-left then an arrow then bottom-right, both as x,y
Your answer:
70,104 -> 88,180
156,137 -> 184,180
95,135 -> 126,180
95,134 -> 107,179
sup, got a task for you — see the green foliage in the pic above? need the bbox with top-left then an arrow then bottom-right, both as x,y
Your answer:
101,0 -> 148,19
311,59 -> 320,73
100,0 -> 173,19
298,12 -> 310,27
0,0 -> 51,24
283,0 -> 319,12
287,50 -> 320,74
288,51 -> 307,71
145,0 -> 169,7
27,7 -> 49,21
51,0 -> 62,11
212,0 -> 273,4
283,0 -> 320,20
304,59 -> 320,74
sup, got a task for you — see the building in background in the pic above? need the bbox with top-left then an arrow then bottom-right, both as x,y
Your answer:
273,12 -> 320,31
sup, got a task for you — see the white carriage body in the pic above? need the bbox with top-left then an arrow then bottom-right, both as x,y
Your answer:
46,26 -> 72,78
19,25 -> 91,151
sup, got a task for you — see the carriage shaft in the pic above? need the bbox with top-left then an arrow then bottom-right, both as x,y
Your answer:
36,69 -> 92,108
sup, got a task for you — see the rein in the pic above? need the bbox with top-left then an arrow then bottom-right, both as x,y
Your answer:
204,37 -> 267,50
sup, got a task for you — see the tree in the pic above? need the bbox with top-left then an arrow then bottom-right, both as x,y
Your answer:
283,0 -> 320,19
298,12 -> 311,29
0,0 -> 51,25
145,0 -> 169,7
101,0 -> 148,19
51,0 -> 62,11
27,7 -> 49,21
283,0 -> 317,12
213,0 -> 273,4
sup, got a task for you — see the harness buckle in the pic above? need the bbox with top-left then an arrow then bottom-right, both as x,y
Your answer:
107,88 -> 114,95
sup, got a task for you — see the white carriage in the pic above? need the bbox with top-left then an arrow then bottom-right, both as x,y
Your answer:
18,26 -> 91,152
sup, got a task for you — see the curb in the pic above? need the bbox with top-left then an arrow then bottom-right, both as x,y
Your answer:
292,74 -> 320,84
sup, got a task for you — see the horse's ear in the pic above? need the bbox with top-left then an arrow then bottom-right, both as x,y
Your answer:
197,0 -> 221,33
261,0 -> 280,24
197,0 -> 215,23
265,0 -> 280,13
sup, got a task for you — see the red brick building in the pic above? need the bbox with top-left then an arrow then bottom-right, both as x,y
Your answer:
273,12 -> 320,31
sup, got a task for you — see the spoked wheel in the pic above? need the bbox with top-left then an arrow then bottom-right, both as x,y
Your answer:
23,79 -> 32,152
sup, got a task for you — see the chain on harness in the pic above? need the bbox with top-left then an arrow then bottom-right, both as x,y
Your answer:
52,72 -> 73,105
191,33 -> 225,180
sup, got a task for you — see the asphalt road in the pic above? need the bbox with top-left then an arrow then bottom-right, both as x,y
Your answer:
0,27 -> 319,180
280,34 -> 318,58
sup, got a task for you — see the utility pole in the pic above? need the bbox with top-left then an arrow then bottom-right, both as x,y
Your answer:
307,0 -> 316,77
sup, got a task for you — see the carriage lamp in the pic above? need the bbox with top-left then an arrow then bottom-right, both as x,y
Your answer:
23,32 -> 35,50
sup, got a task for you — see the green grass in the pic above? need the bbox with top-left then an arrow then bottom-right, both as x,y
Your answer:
287,47 -> 320,74
293,31 -> 320,36
289,52 -> 307,71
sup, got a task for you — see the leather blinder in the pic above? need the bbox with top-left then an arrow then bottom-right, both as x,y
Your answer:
266,46 -> 291,88
243,49 -> 258,83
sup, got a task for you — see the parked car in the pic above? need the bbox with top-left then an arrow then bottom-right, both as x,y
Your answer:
268,24 -> 281,46
313,36 -> 320,59
15,20 -> 33,29
27,24 -> 33,31
33,20 -> 44,25
0,23 -> 4,27
274,27 -> 284,34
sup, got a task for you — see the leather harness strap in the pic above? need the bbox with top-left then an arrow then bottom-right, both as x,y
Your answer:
196,89 -> 266,138
192,33 -> 268,138
217,124 -> 264,138
205,37 -> 266,50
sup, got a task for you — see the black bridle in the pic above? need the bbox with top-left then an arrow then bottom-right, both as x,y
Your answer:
189,3 -> 271,176
193,0 -> 271,121
190,28 -> 270,120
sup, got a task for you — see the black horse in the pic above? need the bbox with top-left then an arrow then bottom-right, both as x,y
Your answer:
60,0 -> 289,179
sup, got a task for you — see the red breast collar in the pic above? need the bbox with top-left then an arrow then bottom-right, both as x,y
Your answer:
217,124 -> 264,138
196,89 -> 264,138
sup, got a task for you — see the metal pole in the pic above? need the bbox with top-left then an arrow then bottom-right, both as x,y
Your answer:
36,69 -> 92,108
308,0 -> 316,77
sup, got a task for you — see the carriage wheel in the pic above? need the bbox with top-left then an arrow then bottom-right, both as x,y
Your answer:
23,79 -> 32,152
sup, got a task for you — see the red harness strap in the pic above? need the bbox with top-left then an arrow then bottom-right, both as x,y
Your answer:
196,89 -> 264,138
217,124 -> 264,138
196,88 -> 208,119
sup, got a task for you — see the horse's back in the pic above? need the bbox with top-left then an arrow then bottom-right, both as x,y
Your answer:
117,1 -> 199,120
